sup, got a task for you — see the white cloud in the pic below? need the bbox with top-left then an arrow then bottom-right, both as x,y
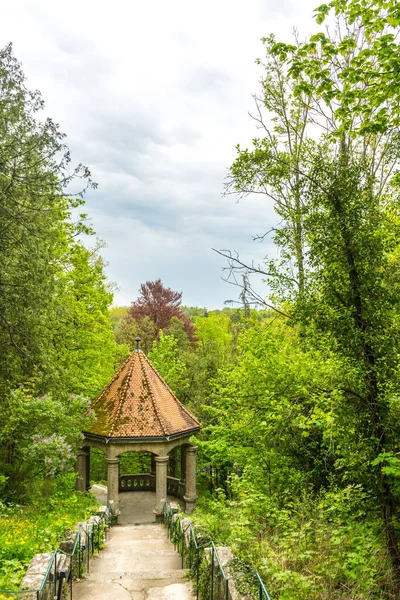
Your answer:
1,0 -> 318,308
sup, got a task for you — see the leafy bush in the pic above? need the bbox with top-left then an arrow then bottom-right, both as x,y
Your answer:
193,481 -> 390,600
0,390 -> 92,502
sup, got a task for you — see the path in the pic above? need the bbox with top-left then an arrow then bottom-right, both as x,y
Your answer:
74,523 -> 194,600
89,485 -> 183,525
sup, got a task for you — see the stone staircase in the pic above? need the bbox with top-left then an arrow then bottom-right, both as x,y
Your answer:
74,522 -> 194,600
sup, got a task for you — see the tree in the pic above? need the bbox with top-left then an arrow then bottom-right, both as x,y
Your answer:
0,390 -> 91,500
53,240 -> 128,397
0,43 -> 95,396
110,306 -> 128,331
266,10 -> 400,580
148,331 -> 189,399
221,15 -> 400,313
298,142 -> 400,584
218,35 -> 315,313
0,44 -> 125,502
115,314 -> 157,354
294,0 -> 400,135
217,2 -> 400,590
124,279 -> 197,346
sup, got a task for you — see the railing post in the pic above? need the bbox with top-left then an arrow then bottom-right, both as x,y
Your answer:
57,568 -> 67,600
87,532 -> 90,572
210,546 -> 214,600
70,555 -> 73,600
196,547 -> 199,600
54,553 -> 57,599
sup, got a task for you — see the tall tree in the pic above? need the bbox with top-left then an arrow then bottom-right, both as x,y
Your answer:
123,279 -> 197,346
221,3 -> 400,589
219,35 -> 314,312
0,43 -> 125,501
0,43 -> 95,395
299,141 -> 400,584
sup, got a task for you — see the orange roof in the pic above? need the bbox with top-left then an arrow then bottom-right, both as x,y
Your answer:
87,351 -> 201,439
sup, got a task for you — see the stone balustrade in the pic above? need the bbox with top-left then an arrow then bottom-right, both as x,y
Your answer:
119,473 -> 185,498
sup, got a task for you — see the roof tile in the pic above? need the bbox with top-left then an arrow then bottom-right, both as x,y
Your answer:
88,351 -> 201,438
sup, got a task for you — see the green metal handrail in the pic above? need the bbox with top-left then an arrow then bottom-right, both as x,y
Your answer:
255,573 -> 271,600
0,505 -> 112,600
163,502 -> 272,600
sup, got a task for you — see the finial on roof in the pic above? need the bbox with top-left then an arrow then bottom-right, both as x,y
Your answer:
135,336 -> 141,352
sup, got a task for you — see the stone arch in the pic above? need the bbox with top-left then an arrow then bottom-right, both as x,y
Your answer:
90,445 -> 108,485
119,449 -> 152,476
78,434 -> 198,518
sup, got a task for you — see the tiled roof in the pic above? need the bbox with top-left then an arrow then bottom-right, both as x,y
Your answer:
87,351 -> 201,439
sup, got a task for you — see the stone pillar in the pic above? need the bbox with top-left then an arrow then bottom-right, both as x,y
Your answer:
184,445 -> 198,514
153,455 -> 169,521
180,445 -> 187,484
76,447 -> 89,493
85,447 -> 90,490
107,458 -> 121,518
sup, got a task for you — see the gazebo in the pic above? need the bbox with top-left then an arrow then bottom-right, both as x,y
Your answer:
76,339 -> 201,520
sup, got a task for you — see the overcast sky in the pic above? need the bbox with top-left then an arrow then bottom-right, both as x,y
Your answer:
1,0 -> 318,308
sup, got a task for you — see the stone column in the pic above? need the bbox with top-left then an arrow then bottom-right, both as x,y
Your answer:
184,445 -> 198,514
85,447 -> 90,490
153,455 -> 169,521
107,458 -> 121,518
76,447 -> 89,493
180,445 -> 187,484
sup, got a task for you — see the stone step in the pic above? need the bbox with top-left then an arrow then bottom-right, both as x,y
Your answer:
74,523 -> 195,600
75,580 -> 193,600
83,569 -> 190,583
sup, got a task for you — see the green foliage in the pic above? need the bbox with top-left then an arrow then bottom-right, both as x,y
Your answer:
200,320 -> 347,495
0,40 -> 126,598
0,390 -> 91,501
54,240 -> 126,398
110,306 -> 128,331
149,331 -> 189,399
119,452 -> 151,475
194,313 -> 232,349
115,314 -> 156,353
0,473 -> 99,589
212,5 -> 400,595
194,481 -> 388,600
0,44 -> 125,505
277,0 -> 400,134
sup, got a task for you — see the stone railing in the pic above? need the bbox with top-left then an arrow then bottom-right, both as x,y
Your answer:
119,472 -> 156,492
163,504 -> 271,600
15,505 -> 111,600
166,476 -> 185,498
119,473 -> 185,498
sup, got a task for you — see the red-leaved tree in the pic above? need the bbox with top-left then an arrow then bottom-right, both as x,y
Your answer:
127,279 -> 196,344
